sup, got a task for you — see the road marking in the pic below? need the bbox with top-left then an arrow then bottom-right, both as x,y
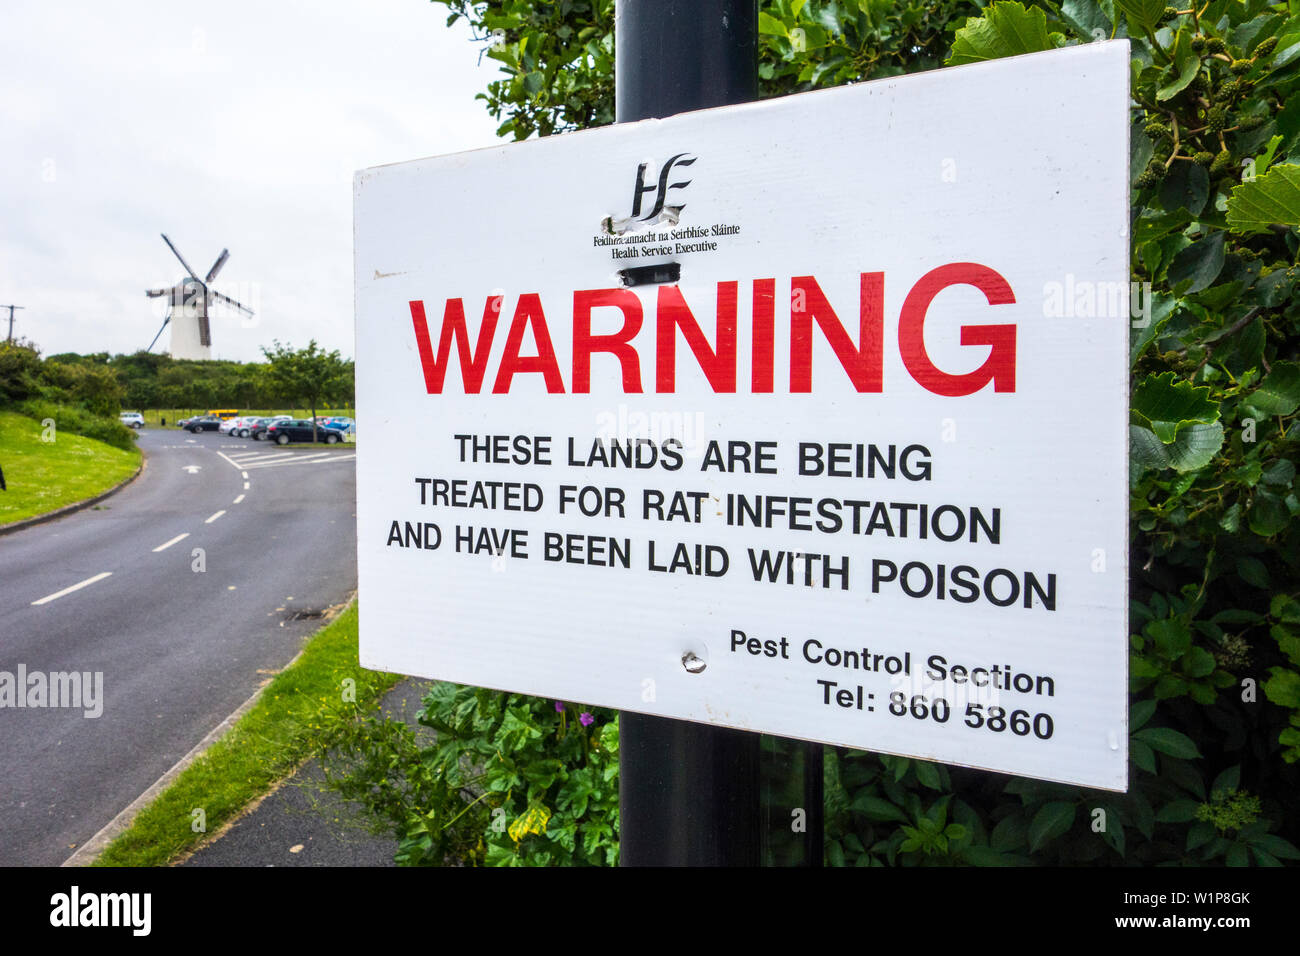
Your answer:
245,453 -> 354,469
152,532 -> 190,552
205,510 -> 226,524
31,572 -> 113,606
233,494 -> 245,504
246,451 -> 333,465
215,450 -> 249,472
233,452 -> 297,465
242,471 -> 248,478
243,481 -> 250,490
182,464 -> 202,474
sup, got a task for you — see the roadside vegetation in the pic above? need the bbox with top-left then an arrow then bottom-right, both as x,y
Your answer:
93,603 -> 398,867
0,410 -> 140,526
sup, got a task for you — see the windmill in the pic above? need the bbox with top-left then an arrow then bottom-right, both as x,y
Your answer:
145,233 -> 253,360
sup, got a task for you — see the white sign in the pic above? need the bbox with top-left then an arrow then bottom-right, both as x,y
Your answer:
354,42 -> 1131,790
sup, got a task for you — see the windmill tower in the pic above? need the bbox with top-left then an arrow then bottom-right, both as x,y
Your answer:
145,233 -> 253,360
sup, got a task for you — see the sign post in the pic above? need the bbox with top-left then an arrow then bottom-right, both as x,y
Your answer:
614,0 -> 821,867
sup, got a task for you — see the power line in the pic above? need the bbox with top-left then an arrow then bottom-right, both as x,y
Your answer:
1,304 -> 25,343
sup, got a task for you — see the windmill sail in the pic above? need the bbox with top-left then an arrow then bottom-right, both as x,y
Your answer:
144,234 -> 253,358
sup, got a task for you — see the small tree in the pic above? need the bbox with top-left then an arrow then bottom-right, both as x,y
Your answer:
260,340 -> 348,442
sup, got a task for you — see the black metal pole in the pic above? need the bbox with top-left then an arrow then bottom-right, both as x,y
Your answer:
615,0 -> 821,867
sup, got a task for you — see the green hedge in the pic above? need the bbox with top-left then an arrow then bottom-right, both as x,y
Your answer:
17,399 -> 138,452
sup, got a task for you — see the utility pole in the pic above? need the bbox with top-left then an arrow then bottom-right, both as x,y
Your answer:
615,0 -> 822,867
1,305 -> 24,343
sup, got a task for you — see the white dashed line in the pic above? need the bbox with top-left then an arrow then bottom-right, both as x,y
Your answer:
241,471 -> 248,479
32,572 -> 113,606
205,510 -> 226,524
243,481 -> 250,490
233,494 -> 245,504
152,532 -> 190,553
245,453 -> 355,469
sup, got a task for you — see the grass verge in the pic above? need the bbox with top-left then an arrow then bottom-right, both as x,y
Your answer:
0,410 -> 141,526
92,602 -> 399,867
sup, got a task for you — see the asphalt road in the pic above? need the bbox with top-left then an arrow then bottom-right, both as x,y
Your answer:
0,427 -> 357,866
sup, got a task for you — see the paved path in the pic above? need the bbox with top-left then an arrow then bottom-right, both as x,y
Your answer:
0,428 -> 357,865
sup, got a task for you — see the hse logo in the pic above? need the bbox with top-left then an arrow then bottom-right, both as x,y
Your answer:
631,153 -> 696,220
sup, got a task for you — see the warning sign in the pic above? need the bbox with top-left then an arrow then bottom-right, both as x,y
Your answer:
354,42 -> 1131,790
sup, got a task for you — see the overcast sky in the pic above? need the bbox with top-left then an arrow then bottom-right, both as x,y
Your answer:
1,0 -> 501,362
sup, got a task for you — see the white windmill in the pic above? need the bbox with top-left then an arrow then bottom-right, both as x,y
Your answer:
144,233 -> 253,360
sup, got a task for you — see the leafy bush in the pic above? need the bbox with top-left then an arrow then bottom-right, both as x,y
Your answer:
324,0 -> 1300,866
321,686 -> 618,866
0,341 -> 44,404
17,399 -> 137,451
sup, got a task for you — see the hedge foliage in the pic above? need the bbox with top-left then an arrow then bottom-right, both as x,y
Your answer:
325,0 -> 1300,866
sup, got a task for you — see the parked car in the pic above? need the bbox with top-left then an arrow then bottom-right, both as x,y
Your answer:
265,419 -> 343,445
119,411 -> 144,429
186,417 -> 222,434
248,415 -> 291,440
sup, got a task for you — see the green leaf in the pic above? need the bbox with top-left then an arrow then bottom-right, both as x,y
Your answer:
1157,30 -> 1200,101
1060,0 -> 1114,40
1264,667 -> 1300,708
1155,798 -> 1200,822
1237,555 -> 1270,588
1115,0 -> 1167,32
1166,232 -> 1226,294
1272,594 -> 1300,625
946,2 -> 1055,65
1028,801 -> 1076,851
1134,726 -> 1202,759
990,813 -> 1027,851
757,11 -> 789,36
1131,372 -> 1221,443
1169,423 -> 1225,472
850,794 -> 908,822
1186,646 -> 1217,678
1210,765 -> 1241,800
1160,163 -> 1209,217
1130,698 -> 1157,731
914,759 -> 942,790
1250,833 -> 1300,860
1249,492 -> 1290,537
1226,164 -> 1300,234
1148,618 -> 1192,657
1248,362 -> 1300,415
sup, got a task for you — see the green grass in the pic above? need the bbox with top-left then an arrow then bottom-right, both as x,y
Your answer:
93,603 -> 399,867
0,410 -> 142,526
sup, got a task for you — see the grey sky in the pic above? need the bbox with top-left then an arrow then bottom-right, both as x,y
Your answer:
1,0 -> 501,362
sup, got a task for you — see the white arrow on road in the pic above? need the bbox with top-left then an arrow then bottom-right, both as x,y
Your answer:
182,465 -> 202,474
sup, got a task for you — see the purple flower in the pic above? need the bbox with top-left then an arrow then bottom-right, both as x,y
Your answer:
555,700 -> 565,712
579,712 -> 594,727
